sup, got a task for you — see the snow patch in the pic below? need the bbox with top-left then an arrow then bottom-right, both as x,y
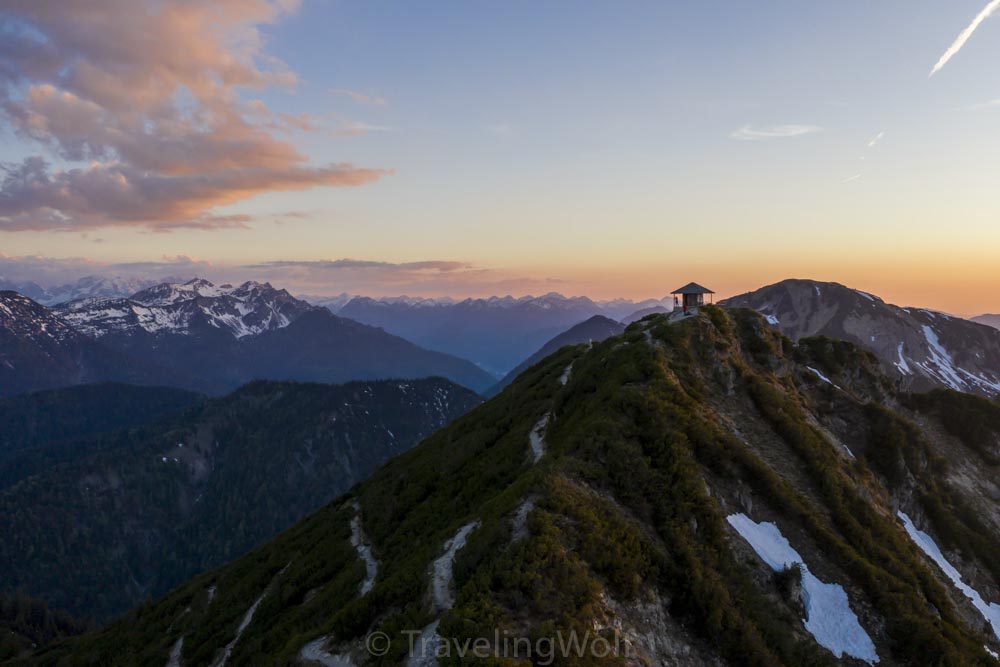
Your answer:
765,314 -> 780,326
559,362 -> 574,386
349,505 -> 378,596
166,637 -> 184,667
511,498 -> 536,542
855,290 -> 877,302
913,325 -> 1000,394
299,638 -> 356,666
406,620 -> 442,667
408,522 -> 479,667
726,514 -> 879,664
898,512 -> 1000,642
918,326 -> 965,391
806,366 -> 840,390
894,343 -> 912,376
211,593 -> 265,667
529,414 -> 549,463
431,522 -> 479,611
210,564 -> 289,667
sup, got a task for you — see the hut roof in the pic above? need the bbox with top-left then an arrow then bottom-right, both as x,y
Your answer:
670,282 -> 715,295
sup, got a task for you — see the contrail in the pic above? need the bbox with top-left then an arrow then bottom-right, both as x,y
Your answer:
867,132 -> 884,148
930,0 -> 1000,76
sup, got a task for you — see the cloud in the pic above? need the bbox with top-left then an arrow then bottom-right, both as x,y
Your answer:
0,252 -> 214,284
0,156 -> 384,231
328,120 -> 396,138
967,98 -> 1000,110
930,0 -> 1000,76
730,124 -> 824,141
330,89 -> 387,106
0,0 -> 388,231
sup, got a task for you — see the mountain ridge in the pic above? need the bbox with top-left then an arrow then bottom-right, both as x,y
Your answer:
486,314 -> 625,397
722,278 -> 1000,397
2,281 -> 496,396
24,307 -> 1000,665
0,276 -> 179,307
0,291 -> 195,397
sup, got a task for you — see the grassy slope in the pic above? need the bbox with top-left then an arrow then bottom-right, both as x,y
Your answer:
20,308 -> 1000,666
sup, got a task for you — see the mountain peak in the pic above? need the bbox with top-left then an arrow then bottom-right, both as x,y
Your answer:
59,278 -> 316,341
722,279 -> 1000,397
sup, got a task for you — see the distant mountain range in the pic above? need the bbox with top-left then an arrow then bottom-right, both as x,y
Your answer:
622,304 -> 671,324
1,280 -> 496,397
486,314 -> 625,396
723,279 -> 1000,397
58,278 -> 315,341
972,314 -> 1000,330
0,378 -> 480,622
7,273 -> 1000,400
0,275 -> 175,306
327,292 -> 670,375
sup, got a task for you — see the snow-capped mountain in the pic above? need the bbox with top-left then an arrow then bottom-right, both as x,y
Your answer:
0,291 -> 82,347
722,279 -> 1000,397
0,291 -> 182,397
43,275 -> 175,306
58,278 -> 314,340
332,292 -> 671,374
17,278 -> 497,395
299,292 -> 358,313
0,275 -> 177,306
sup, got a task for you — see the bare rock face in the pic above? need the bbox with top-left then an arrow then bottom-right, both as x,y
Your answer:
723,279 -> 1000,397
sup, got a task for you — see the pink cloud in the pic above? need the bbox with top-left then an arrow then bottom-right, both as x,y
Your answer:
0,0 -> 388,231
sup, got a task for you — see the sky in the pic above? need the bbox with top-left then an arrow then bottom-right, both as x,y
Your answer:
1,0 -> 999,314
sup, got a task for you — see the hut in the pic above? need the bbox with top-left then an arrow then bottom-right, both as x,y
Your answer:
671,282 -> 714,314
